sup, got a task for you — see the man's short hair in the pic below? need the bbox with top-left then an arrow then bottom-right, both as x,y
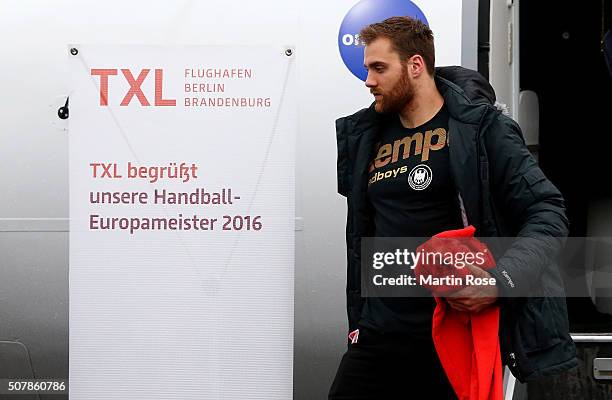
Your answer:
359,16 -> 435,76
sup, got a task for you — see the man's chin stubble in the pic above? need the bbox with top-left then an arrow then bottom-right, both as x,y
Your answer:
374,100 -> 388,114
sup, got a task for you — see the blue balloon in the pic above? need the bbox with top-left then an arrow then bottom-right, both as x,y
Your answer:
338,0 -> 429,81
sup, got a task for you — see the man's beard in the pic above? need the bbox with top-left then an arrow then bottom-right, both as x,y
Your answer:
374,68 -> 414,114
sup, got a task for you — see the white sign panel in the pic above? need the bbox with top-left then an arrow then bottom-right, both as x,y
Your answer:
69,45 -> 296,399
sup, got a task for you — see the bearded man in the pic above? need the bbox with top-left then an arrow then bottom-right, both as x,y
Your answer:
329,16 -> 576,400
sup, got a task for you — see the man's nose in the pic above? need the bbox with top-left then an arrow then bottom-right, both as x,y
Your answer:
365,72 -> 376,88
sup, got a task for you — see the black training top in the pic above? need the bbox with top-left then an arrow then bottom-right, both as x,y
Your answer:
360,104 -> 464,338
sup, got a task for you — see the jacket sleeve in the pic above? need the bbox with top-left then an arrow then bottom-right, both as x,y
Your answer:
484,114 -> 569,297
335,116 -> 364,333
336,117 -> 349,197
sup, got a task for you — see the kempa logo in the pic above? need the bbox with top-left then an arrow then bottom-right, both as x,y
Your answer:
408,164 -> 432,190
367,128 -> 447,185
338,0 -> 429,81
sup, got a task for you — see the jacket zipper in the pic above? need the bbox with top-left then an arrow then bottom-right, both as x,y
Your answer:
509,352 -> 517,368
508,352 -> 524,381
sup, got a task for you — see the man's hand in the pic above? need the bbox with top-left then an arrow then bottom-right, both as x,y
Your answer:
442,264 -> 499,313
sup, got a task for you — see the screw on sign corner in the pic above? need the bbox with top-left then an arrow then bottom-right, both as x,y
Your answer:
70,48 -> 78,56
285,48 -> 293,57
57,107 -> 69,120
58,97 -> 69,120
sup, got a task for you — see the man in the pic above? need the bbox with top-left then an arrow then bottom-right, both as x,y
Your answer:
329,16 -> 577,399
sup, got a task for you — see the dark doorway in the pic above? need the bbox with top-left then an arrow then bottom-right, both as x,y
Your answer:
520,0 -> 612,332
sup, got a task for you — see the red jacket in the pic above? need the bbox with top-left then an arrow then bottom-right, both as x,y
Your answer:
414,225 -> 503,400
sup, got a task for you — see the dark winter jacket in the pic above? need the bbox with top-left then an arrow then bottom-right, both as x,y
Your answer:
335,66 -> 577,382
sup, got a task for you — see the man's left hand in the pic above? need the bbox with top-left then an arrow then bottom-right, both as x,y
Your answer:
442,264 -> 499,313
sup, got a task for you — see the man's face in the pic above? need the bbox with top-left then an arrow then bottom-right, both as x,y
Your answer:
363,37 -> 414,114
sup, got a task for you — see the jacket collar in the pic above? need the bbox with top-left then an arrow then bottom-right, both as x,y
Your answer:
436,76 -> 491,125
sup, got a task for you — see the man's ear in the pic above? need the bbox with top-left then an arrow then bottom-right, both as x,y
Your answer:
407,55 -> 426,78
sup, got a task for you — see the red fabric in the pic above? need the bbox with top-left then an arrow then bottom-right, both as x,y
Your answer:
414,225 -> 503,400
